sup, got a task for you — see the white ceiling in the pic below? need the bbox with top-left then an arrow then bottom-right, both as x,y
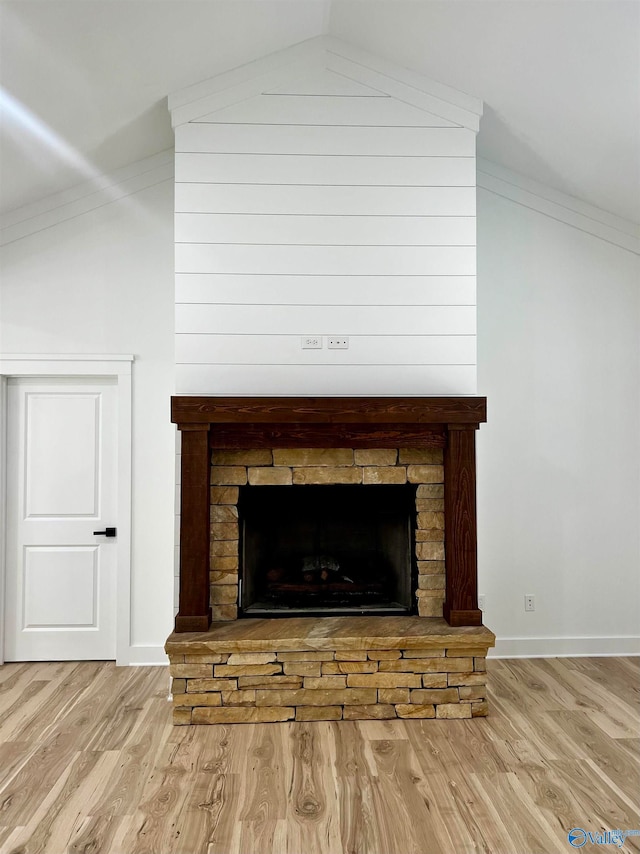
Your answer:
1,0 -> 638,224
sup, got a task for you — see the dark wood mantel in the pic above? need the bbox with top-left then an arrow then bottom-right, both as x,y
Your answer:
172,396 -> 487,632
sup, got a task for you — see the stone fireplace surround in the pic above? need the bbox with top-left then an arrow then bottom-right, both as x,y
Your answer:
166,397 -> 495,724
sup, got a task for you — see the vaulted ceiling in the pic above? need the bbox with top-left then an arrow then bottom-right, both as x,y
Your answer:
1,0 -> 638,224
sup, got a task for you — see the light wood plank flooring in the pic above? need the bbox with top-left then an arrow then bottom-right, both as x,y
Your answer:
0,657 -> 637,853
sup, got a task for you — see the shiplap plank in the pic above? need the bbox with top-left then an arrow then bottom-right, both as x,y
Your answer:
176,244 -> 476,276
175,184 -> 475,216
175,274 -> 476,306
175,364 -> 477,395
196,94 -> 457,128
263,68 -> 385,97
176,123 -> 475,156
175,213 -> 475,246
175,334 -> 476,365
175,304 -> 475,336
175,153 -> 475,186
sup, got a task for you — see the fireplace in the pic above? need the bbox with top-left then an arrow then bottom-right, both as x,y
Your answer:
240,484 -> 415,616
166,397 -> 495,725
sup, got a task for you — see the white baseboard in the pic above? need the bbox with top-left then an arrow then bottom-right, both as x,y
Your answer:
125,645 -> 169,666
489,635 -> 640,659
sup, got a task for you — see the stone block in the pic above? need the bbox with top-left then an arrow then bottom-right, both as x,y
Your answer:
416,484 -> 444,498
227,653 -> 276,666
459,686 -> 486,701
210,586 -> 237,605
410,688 -> 459,704
248,467 -> 292,486
210,540 -> 238,557
380,658 -> 471,673
210,555 -> 239,571
293,467 -> 362,485
354,449 -> 397,466
210,522 -> 239,541
418,599 -> 443,619
215,663 -> 281,678
417,560 -> 445,575
407,465 -> 444,484
221,690 -> 256,706
303,676 -> 347,690
276,651 -> 335,661
448,672 -> 487,687
416,588 -> 446,599
417,575 -> 445,590
395,704 -> 435,719
255,688 -> 377,707
378,688 -> 410,704
213,450 -> 272,466
210,571 -> 238,585
415,528 -> 445,542
335,651 -> 367,661
416,542 -> 445,561
188,678 -> 237,692
474,658 -> 487,672
173,693 -> 222,707
446,647 -> 487,657
415,499 -> 445,511
283,662 -> 322,677
171,678 -> 186,695
184,654 -> 229,664
170,664 -> 212,678
368,650 -> 401,660
398,449 -> 443,464
273,448 -> 354,467
210,486 -> 239,506
210,466 -> 247,486
423,674 -> 448,688
362,467 -> 407,484
343,705 -> 396,720
322,661 -> 378,675
192,706 -> 295,724
173,709 -> 192,725
238,675 -> 303,689
471,700 -> 489,717
416,511 -> 445,530
211,604 -> 238,621
436,703 -> 472,719
296,706 -> 342,721
210,505 -> 238,523
346,673 -> 422,689
401,649 -> 445,658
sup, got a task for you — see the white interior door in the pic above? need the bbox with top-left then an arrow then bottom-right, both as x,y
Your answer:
4,377 -> 118,660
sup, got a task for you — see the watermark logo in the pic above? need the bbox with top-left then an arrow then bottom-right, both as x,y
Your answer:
568,828 -> 640,848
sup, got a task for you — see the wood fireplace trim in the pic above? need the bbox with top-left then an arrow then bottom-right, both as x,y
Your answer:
171,396 -> 487,632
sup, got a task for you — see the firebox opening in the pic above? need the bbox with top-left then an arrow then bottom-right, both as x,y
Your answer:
239,484 -> 416,617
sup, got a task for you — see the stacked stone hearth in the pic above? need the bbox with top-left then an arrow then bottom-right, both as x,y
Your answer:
167,625 -> 492,725
208,447 -> 446,621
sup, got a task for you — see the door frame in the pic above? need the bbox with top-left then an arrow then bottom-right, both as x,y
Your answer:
0,354 -> 134,665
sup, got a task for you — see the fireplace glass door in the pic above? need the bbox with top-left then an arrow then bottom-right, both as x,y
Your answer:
239,484 -> 415,616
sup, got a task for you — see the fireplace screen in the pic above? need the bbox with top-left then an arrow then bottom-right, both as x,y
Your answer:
239,484 -> 415,616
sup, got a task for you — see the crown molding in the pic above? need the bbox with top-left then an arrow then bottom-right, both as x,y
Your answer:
477,158 -> 640,255
0,150 -> 174,247
168,35 -> 482,132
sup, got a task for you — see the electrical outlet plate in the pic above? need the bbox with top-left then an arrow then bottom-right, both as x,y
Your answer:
328,336 -> 349,349
301,336 -> 322,349
524,594 -> 535,612
478,594 -> 485,611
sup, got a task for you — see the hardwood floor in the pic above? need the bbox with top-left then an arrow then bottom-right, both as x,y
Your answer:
0,657 -> 637,853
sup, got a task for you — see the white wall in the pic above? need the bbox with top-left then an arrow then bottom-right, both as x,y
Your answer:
2,152 -> 638,659
0,176 -> 176,663
174,65 -> 478,395
477,189 -> 640,656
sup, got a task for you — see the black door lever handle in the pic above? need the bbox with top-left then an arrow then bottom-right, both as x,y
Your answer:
93,527 -> 117,537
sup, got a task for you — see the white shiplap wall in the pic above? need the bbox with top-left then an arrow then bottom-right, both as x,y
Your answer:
173,49 -> 480,395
